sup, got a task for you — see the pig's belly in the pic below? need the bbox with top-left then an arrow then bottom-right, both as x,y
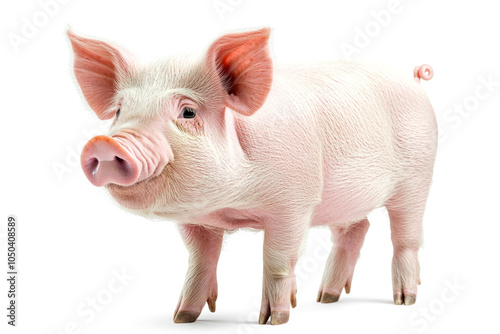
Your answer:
196,195 -> 383,230
191,168 -> 393,229
194,189 -> 388,230
310,170 -> 394,227
310,192 -> 383,227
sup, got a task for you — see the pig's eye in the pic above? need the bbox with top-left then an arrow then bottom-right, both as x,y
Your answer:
181,107 -> 196,119
116,109 -> 121,118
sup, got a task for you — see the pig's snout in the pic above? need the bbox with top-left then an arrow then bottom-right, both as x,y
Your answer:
81,135 -> 142,187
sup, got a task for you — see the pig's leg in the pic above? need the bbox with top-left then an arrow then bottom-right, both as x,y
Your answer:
317,218 -> 370,303
259,216 -> 309,325
173,224 -> 224,323
387,185 -> 428,306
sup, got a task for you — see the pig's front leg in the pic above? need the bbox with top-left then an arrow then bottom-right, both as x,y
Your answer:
259,215 -> 309,325
173,224 -> 224,323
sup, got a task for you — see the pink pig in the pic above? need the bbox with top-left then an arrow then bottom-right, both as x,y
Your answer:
68,28 -> 437,325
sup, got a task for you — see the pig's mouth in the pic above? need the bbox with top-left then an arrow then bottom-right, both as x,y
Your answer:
106,170 -> 167,210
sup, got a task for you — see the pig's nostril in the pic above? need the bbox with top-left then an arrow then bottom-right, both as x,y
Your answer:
115,156 -> 127,169
114,156 -> 133,177
88,158 -> 99,176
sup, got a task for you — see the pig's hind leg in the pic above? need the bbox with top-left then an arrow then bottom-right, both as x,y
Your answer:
386,177 -> 431,306
317,218 -> 370,303
173,224 -> 224,323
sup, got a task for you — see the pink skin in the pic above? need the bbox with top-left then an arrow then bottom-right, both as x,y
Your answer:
68,28 -> 437,325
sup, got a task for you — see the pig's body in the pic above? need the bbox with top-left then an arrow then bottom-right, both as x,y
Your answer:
69,28 -> 436,326
179,61 -> 436,231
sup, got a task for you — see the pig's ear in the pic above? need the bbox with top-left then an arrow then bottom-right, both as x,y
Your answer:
206,28 -> 273,116
67,30 -> 133,120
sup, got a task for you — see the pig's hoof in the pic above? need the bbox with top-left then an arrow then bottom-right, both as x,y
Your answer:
173,311 -> 200,323
394,293 -> 416,306
291,291 -> 297,308
259,309 -> 270,325
208,296 -> 216,312
317,269 -> 353,304
270,311 -> 289,325
260,310 -> 290,325
317,291 -> 340,303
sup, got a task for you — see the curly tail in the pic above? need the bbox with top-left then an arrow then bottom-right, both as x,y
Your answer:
414,64 -> 433,83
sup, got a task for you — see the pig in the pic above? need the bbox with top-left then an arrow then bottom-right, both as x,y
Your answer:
68,27 -> 437,325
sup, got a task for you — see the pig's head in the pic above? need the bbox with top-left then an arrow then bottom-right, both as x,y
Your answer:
68,28 -> 272,216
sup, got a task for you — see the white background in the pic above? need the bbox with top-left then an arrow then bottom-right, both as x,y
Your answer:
1,0 -> 499,333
